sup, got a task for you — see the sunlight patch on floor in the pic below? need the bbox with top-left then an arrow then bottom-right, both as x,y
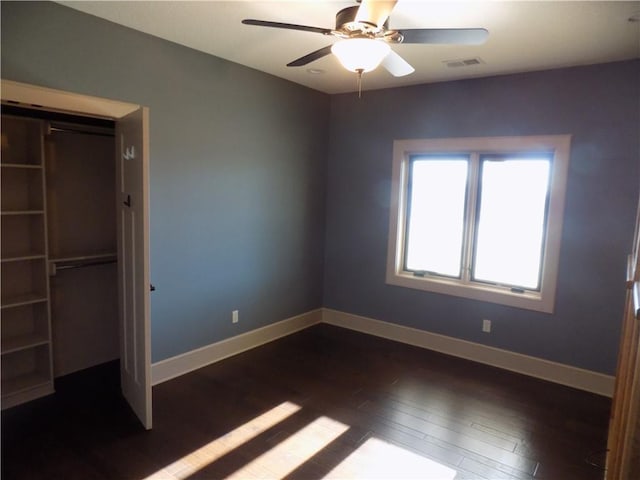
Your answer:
142,401 -> 457,480
323,437 -> 458,480
226,416 -> 349,479
142,401 -> 301,479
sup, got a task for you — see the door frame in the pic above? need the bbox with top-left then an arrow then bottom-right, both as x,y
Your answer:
1,79 -> 152,426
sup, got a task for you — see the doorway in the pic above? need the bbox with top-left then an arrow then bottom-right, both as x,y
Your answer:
4,105 -> 119,378
0,80 -> 152,429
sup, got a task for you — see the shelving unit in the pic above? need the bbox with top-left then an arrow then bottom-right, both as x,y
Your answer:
1,115 -> 54,408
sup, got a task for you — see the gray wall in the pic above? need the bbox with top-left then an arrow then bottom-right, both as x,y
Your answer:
324,60 -> 640,375
1,1 -> 329,362
3,2 -> 638,375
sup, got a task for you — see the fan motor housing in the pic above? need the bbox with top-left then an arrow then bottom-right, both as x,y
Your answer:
334,5 -> 402,42
336,6 -> 386,33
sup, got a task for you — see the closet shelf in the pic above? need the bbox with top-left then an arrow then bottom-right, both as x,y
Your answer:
1,372 -> 52,397
1,254 -> 46,263
1,163 -> 43,170
1,210 -> 45,216
2,333 -> 50,355
1,293 -> 48,310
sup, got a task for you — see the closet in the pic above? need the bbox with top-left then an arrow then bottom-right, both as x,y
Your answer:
1,108 -> 118,408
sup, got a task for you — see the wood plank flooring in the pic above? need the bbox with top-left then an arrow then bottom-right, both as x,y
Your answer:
2,324 -> 610,479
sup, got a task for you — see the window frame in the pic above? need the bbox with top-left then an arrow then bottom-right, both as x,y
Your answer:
403,153 -> 471,279
469,152 -> 552,291
386,135 -> 571,313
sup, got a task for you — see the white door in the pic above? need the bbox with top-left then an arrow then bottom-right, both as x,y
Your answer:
116,107 -> 152,429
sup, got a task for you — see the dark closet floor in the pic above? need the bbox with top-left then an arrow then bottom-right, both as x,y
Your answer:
2,324 -> 610,479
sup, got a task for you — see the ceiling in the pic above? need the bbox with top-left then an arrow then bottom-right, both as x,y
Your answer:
57,1 -> 640,94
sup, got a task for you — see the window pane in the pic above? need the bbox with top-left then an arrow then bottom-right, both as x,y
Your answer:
405,158 -> 468,277
473,158 -> 550,289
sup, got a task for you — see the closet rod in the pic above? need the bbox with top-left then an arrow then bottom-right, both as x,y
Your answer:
53,258 -> 117,272
47,122 -> 115,138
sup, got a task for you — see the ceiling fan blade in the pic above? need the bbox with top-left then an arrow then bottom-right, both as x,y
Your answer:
242,19 -> 332,36
287,45 -> 334,67
381,50 -> 415,77
399,28 -> 489,45
355,0 -> 398,28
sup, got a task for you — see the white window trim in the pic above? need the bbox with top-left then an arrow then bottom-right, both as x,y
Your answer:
386,135 -> 572,313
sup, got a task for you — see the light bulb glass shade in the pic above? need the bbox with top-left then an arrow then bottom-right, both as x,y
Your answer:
331,39 -> 391,73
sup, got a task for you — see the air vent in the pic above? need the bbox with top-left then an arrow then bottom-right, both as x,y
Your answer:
444,58 -> 484,68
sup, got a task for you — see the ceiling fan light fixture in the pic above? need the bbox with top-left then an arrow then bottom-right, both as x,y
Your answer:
331,38 -> 391,73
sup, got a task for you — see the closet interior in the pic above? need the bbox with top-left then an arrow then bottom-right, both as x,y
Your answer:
1,107 -> 119,408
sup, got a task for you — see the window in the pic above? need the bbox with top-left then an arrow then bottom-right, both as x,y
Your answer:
387,136 -> 571,313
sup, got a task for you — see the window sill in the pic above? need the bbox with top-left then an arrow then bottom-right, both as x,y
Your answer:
386,271 -> 554,313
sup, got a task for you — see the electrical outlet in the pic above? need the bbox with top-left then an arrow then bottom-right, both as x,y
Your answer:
482,319 -> 491,333
232,310 -> 239,324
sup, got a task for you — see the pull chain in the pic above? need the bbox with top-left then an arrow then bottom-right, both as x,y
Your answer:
356,68 -> 364,98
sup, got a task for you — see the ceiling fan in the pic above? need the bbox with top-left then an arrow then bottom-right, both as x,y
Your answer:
242,0 -> 489,79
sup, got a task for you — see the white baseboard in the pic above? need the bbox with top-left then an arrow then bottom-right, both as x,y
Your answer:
151,309 -> 322,385
322,308 -> 615,397
151,307 -> 615,397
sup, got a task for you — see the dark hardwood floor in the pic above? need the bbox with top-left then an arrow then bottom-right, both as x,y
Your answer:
2,324 -> 611,479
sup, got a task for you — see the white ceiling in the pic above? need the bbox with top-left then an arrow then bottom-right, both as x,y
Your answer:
57,1 -> 640,94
